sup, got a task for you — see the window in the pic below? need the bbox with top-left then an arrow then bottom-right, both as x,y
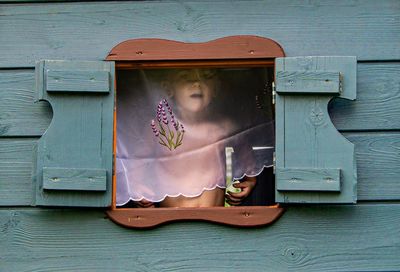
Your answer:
32,36 -> 357,228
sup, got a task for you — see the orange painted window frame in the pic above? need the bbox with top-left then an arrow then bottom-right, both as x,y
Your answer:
106,36 -> 286,228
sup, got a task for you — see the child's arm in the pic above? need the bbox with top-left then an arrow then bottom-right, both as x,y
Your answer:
225,176 -> 257,205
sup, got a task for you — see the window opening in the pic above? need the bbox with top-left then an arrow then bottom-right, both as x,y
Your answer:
116,65 -> 275,209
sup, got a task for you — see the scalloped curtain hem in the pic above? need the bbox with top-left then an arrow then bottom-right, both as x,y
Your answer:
116,164 -> 273,206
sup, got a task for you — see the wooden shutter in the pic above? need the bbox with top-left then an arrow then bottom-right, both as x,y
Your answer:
275,56 -> 357,203
33,60 -> 115,207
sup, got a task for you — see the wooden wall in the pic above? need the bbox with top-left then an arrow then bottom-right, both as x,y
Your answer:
1,0 -> 399,271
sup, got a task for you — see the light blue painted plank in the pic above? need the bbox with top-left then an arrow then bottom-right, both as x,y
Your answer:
344,132 -> 400,201
42,167 -> 107,191
1,132 -> 400,205
0,138 -> 37,206
46,70 -> 110,93
0,0 -> 399,68
330,62 -> 400,131
276,168 -> 340,192
0,70 -> 52,137
33,60 -> 115,207
275,56 -> 357,203
276,71 -> 340,94
1,205 -> 400,271
0,64 -> 398,137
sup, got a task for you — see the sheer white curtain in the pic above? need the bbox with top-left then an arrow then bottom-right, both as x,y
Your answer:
116,68 -> 274,205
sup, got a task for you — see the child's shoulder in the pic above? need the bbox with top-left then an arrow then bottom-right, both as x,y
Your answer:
218,117 -> 236,132
205,115 -> 237,137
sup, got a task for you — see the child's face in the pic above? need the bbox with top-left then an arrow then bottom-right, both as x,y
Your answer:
170,69 -> 217,114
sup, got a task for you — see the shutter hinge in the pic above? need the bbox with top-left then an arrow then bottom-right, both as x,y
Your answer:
273,151 -> 276,174
339,72 -> 343,93
272,82 -> 276,104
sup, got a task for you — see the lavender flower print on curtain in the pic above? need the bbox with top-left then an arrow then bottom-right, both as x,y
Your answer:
150,99 -> 185,151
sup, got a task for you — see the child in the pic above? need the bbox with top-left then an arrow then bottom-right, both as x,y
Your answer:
116,68 -> 274,208
150,69 -> 257,207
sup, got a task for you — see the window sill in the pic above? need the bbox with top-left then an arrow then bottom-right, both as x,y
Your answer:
106,205 -> 285,228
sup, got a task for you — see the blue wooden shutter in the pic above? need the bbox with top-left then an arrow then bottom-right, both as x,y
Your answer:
275,56 -> 357,203
33,60 -> 115,207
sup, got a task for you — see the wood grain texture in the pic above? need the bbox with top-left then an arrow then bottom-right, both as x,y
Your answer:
1,63 -> 399,137
42,167 -> 107,191
1,132 -> 400,206
46,70 -> 110,93
0,71 -> 52,137
0,138 -> 36,206
0,0 -> 399,67
276,71 -> 340,94
330,62 -> 400,131
344,132 -> 400,200
276,168 -> 340,192
1,205 -> 399,271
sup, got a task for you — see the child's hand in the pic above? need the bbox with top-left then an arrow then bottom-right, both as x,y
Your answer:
225,177 -> 256,206
134,199 -> 155,208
